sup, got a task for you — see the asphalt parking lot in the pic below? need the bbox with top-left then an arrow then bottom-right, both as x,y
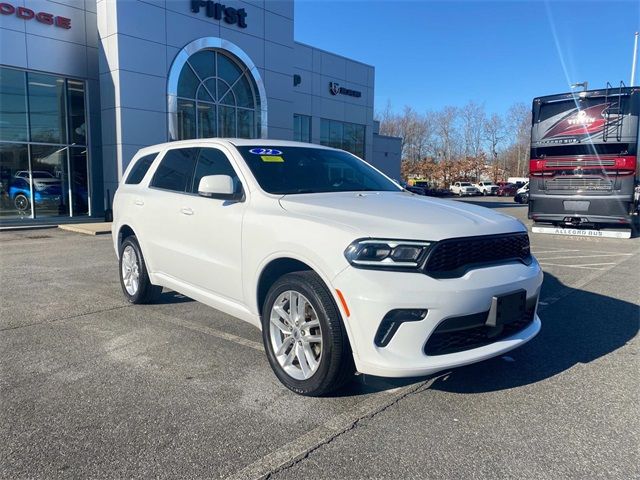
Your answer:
1,196 -> 638,479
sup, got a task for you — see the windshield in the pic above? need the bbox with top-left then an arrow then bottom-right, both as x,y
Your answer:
461,182 -> 472,186
236,146 -> 401,195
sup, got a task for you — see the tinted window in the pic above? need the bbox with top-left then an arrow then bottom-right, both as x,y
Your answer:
190,148 -> 239,193
150,148 -> 198,192
125,153 -> 157,185
236,146 -> 400,195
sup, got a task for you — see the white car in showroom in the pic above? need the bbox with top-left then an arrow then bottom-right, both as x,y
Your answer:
450,181 -> 480,196
112,140 -> 542,396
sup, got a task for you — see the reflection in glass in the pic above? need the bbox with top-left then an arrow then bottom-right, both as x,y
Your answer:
70,147 -> 89,216
30,144 -> 69,217
0,143 -> 30,219
187,50 -> 216,80
218,106 -> 236,137
177,99 -> 196,139
294,114 -> 311,143
67,80 -> 87,145
237,110 -> 254,139
0,68 -> 28,142
320,119 -> 366,159
177,64 -> 200,98
197,103 -> 216,138
28,73 -> 67,144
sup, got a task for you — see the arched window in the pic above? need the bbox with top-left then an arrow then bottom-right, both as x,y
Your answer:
172,47 -> 262,140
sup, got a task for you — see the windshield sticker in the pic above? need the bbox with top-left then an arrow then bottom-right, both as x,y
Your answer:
261,155 -> 284,163
249,148 -> 282,155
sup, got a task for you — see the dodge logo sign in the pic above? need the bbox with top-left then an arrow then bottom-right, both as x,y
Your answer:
329,82 -> 362,98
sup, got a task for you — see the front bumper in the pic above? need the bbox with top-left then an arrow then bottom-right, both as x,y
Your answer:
332,259 -> 543,377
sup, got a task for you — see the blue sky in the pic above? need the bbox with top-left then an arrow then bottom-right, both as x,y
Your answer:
294,0 -> 640,116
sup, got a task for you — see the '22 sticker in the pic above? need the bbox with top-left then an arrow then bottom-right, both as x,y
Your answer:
249,148 -> 282,155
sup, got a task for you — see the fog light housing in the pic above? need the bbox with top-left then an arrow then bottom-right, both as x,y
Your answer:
374,309 -> 428,347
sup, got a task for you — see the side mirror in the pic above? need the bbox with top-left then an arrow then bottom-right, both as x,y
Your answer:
198,175 -> 243,201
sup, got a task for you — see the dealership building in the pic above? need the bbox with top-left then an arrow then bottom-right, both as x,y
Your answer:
0,0 -> 401,225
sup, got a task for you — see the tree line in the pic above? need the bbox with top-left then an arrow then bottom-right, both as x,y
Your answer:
376,101 -> 531,187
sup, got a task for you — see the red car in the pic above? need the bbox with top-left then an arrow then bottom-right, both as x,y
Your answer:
497,183 -> 517,196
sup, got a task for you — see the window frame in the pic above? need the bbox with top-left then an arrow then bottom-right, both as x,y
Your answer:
149,147 -> 200,194
146,145 -> 245,198
125,153 -> 158,185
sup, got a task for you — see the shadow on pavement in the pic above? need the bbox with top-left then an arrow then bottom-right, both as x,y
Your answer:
430,272 -> 638,394
333,272 -> 638,397
156,291 -> 194,304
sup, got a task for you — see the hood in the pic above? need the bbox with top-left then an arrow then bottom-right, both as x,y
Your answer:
279,191 -> 526,241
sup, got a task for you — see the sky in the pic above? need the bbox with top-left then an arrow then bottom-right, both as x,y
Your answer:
294,0 -> 640,116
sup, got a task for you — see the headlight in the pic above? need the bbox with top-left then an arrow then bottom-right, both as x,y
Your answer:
344,239 -> 434,269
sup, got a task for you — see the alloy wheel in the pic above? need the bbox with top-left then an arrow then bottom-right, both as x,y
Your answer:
269,290 -> 323,380
121,245 -> 140,295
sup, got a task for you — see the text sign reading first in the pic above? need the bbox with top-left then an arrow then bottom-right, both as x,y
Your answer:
0,2 -> 71,29
191,0 -> 247,28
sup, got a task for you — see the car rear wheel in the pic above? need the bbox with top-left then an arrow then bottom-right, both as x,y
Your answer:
262,271 -> 354,396
119,236 -> 162,304
14,194 -> 29,212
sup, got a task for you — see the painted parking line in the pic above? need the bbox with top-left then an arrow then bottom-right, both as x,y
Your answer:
225,375 -> 442,480
539,262 -> 617,270
536,253 -> 634,261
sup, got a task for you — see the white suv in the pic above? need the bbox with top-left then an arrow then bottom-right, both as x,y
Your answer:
475,181 -> 499,196
112,140 -> 542,396
450,182 -> 480,196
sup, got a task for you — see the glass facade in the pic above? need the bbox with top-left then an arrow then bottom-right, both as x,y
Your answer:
320,118 -> 365,159
293,114 -> 311,143
0,67 -> 90,221
176,49 -> 260,140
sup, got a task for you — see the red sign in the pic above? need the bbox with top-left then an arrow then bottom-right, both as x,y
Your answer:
0,2 -> 71,29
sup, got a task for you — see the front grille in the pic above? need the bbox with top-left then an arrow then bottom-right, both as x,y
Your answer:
545,160 -> 615,167
424,301 -> 536,356
423,233 -> 531,278
545,177 -> 613,191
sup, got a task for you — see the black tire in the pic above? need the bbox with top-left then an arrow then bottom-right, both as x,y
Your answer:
482,190 -> 487,196
118,236 -> 162,304
261,271 -> 355,396
14,193 -> 29,212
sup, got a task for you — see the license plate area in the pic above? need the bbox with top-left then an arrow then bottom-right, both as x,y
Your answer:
486,290 -> 526,327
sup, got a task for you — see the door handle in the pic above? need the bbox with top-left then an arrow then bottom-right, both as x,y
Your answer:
180,207 -> 194,216
134,199 -> 144,206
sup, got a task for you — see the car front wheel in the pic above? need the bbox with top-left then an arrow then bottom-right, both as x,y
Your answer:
119,236 -> 162,304
262,271 -> 354,396
14,193 -> 29,212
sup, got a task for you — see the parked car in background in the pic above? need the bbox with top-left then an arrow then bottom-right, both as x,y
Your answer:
450,182 -> 480,196
112,139 -> 542,396
400,181 -> 426,196
514,182 -> 530,204
8,171 -> 62,213
475,181 -> 499,196
497,183 -> 517,197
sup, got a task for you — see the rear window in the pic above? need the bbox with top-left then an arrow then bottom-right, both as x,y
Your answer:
125,153 -> 157,185
150,148 -> 198,192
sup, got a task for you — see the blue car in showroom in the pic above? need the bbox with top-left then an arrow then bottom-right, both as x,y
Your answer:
9,171 -> 63,213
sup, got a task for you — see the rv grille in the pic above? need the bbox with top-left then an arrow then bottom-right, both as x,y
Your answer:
545,177 -> 613,191
545,159 -> 615,167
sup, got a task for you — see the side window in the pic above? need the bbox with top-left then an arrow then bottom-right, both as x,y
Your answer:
125,153 -> 157,185
150,148 -> 198,192
190,148 -> 239,193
